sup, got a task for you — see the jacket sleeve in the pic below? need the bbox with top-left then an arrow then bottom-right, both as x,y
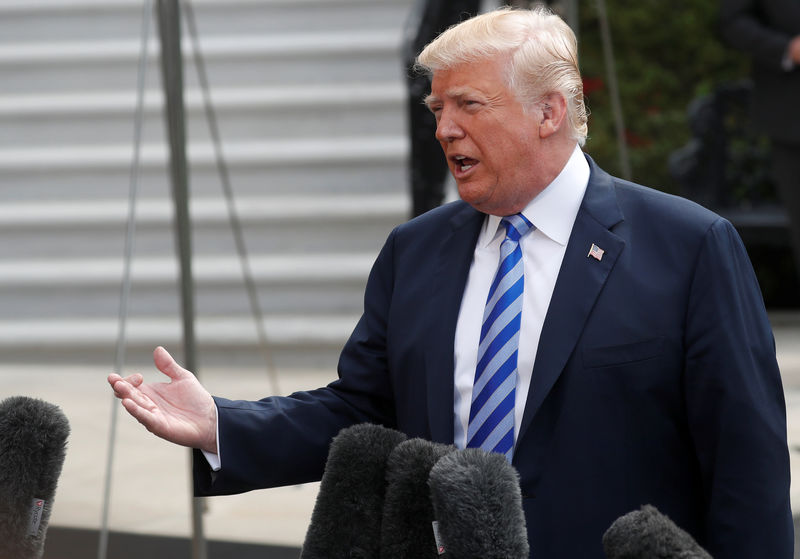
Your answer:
683,217 -> 793,557
194,229 -> 401,496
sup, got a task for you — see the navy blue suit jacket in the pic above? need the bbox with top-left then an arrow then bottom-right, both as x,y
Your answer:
195,156 -> 793,558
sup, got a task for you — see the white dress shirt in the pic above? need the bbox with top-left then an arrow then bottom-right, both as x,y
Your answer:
452,144 -> 589,449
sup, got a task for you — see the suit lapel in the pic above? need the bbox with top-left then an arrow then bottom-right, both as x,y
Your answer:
518,158 -> 625,442
425,203 -> 484,444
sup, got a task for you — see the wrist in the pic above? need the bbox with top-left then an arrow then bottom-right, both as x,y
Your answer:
202,402 -> 219,455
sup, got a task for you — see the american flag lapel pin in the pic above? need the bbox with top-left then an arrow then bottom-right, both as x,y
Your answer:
588,243 -> 604,261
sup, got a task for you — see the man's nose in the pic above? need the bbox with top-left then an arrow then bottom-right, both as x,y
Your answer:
435,110 -> 465,142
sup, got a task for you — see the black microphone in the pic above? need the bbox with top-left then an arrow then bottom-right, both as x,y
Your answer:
602,504 -> 713,559
300,423 -> 407,559
428,448 -> 529,559
0,396 -> 70,559
380,438 -> 456,558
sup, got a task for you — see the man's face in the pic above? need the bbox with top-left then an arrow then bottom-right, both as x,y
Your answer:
426,57 -> 546,216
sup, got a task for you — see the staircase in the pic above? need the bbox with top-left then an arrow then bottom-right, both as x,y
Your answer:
0,0 -> 414,370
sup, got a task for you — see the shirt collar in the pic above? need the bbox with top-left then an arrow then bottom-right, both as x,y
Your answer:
481,144 -> 589,247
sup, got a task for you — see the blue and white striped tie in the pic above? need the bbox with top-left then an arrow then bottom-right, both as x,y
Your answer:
467,213 -> 534,462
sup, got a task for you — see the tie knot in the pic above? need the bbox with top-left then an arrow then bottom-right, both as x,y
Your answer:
501,214 -> 534,243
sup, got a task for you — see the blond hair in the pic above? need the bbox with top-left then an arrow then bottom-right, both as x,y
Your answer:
416,6 -> 588,146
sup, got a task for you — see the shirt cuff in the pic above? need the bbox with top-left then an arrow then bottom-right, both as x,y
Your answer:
200,402 -> 222,471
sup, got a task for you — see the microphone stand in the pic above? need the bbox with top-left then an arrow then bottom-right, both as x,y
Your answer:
156,1 -> 207,558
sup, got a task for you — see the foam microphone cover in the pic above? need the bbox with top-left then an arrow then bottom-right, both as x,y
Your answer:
300,423 -> 407,559
602,504 -> 713,559
380,438 -> 456,559
0,396 -> 70,559
428,448 -> 529,559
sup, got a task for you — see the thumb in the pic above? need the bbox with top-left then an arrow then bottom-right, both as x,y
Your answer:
153,346 -> 192,381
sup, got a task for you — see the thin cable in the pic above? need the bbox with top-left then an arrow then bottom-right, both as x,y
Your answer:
182,0 -> 281,395
98,1 -> 152,557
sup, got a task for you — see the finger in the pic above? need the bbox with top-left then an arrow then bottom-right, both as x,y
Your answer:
113,378 -> 159,414
109,377 -> 138,401
108,372 -> 142,389
153,346 -> 193,381
123,373 -> 144,387
108,375 -> 130,398
120,398 -> 162,436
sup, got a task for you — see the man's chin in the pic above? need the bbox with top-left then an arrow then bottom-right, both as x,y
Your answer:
456,181 -> 491,208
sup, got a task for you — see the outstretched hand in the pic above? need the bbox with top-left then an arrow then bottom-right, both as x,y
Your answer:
108,346 -> 217,454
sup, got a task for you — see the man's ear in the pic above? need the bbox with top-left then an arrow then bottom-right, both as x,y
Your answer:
538,93 -> 567,139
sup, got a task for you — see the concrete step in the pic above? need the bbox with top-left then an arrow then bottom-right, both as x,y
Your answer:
0,83 -> 406,147
0,314 -> 359,368
0,31 -> 406,94
0,194 -> 408,258
0,0 -> 413,44
0,252 -> 376,318
2,155 -> 407,200
0,136 -> 409,199
0,137 -> 406,171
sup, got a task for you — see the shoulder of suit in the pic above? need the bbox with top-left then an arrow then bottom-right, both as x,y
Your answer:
398,200 -> 478,232
609,175 -> 727,232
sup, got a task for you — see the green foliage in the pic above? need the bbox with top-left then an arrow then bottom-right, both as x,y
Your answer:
577,0 -> 750,192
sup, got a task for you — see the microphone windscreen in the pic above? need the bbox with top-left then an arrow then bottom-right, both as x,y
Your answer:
0,396 -> 70,559
428,448 -> 529,559
602,504 -> 712,559
380,438 -> 456,559
301,423 -> 407,559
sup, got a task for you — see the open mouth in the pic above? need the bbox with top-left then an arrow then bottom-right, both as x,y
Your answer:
453,155 -> 479,173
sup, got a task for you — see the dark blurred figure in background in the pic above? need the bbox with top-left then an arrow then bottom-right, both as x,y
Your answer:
719,0 -> 800,275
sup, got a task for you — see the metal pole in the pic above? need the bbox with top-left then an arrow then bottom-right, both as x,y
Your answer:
595,0 -> 632,180
155,2 -> 207,558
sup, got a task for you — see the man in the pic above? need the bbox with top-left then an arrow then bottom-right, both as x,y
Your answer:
719,0 -> 800,278
109,7 -> 793,557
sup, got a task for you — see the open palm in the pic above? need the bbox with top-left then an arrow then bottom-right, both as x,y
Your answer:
108,346 -> 217,454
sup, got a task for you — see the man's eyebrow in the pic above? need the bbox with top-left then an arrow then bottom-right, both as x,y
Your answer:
425,87 -> 481,108
423,94 -> 440,109
444,87 -> 476,98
